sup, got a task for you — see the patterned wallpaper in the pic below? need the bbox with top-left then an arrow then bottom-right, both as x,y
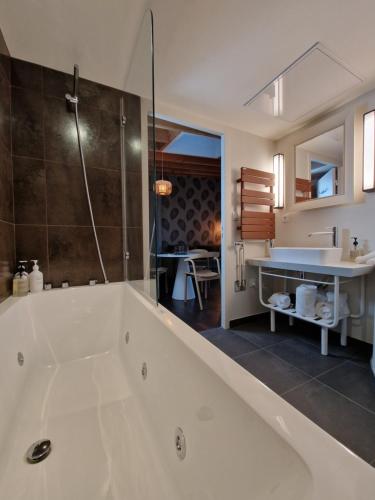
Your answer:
159,175 -> 221,250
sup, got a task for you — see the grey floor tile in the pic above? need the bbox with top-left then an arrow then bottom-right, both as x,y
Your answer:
283,379 -> 375,463
236,349 -> 312,395
234,328 -> 291,348
318,361 -> 375,414
267,338 -> 345,377
201,329 -> 258,358
200,327 -> 224,341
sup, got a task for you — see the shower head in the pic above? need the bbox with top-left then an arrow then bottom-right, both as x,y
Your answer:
65,64 -> 80,105
73,64 -> 79,99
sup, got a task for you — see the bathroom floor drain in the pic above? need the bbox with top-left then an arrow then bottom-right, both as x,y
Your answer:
26,439 -> 52,464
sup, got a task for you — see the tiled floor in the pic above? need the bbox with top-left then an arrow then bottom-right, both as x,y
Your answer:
201,313 -> 375,467
159,281 -> 220,331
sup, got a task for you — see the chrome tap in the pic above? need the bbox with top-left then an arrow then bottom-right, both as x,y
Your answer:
308,226 -> 337,247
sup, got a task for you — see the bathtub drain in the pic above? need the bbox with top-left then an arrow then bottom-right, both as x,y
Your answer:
26,439 -> 52,464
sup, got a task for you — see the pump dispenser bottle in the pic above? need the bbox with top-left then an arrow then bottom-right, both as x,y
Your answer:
13,261 -> 29,297
29,260 -> 43,293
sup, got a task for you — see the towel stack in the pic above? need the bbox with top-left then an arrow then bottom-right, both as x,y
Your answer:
315,291 -> 350,320
268,293 -> 291,309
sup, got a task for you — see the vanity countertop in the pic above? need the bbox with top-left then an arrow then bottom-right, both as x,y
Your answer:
247,257 -> 374,277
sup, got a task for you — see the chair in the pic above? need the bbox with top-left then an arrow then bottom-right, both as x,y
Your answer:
184,252 -> 221,310
189,249 -> 209,268
151,266 -> 168,298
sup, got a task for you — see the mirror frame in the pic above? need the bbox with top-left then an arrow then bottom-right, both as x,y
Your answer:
294,124 -> 345,206
285,107 -> 361,212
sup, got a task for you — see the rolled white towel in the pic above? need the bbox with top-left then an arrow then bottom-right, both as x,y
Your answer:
315,301 -> 333,320
367,258 -> 375,266
268,293 -> 291,309
355,251 -> 375,264
326,291 -> 350,317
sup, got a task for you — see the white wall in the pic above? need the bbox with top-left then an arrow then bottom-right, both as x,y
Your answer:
155,101 -> 275,328
276,88 -> 375,344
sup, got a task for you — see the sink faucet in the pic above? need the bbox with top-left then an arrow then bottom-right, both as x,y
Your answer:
308,226 -> 337,248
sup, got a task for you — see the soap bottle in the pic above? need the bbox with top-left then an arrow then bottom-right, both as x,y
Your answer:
350,237 -> 360,261
13,261 -> 29,297
29,259 -> 43,293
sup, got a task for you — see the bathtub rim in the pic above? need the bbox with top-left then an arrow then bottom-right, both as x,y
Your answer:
123,281 -> 375,495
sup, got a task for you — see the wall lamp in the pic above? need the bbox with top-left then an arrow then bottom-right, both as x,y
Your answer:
363,109 -> 375,192
273,153 -> 285,208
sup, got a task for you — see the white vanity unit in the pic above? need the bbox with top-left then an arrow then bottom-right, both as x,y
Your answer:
247,250 -> 373,355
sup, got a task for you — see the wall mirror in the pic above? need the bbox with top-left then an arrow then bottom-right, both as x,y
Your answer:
294,125 -> 344,203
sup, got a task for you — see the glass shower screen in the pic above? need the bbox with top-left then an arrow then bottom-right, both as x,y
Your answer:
124,9 -> 158,302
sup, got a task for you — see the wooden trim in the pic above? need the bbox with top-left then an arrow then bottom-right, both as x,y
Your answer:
242,211 -> 274,220
241,231 -> 275,240
241,168 -> 274,181
242,189 -> 274,200
152,151 -> 220,178
241,196 -> 274,206
295,178 -> 312,191
240,174 -> 274,187
241,223 -> 274,232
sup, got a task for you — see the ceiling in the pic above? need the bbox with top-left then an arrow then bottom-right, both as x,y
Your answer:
2,0 -> 375,139
0,0 -> 148,90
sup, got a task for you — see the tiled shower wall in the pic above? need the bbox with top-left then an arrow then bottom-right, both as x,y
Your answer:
0,31 -> 14,302
0,51 -> 143,299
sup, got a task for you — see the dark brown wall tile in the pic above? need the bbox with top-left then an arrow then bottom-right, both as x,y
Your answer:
11,58 -> 42,91
87,167 -> 122,226
44,97 -> 121,170
97,226 -> 123,282
0,69 -> 11,152
0,221 -> 15,301
48,226 -> 97,286
48,225 -> 122,286
43,67 -> 73,99
126,171 -> 142,227
12,87 -> 44,158
79,79 -> 122,114
44,96 -> 80,165
0,143 -> 13,222
126,227 -> 143,280
46,161 -> 90,225
15,224 -> 48,277
43,67 -> 122,114
79,106 -> 121,170
124,93 -> 141,173
13,157 -> 46,224
0,29 -> 10,82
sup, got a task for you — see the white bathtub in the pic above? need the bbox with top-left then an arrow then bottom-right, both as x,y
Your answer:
0,282 -> 374,499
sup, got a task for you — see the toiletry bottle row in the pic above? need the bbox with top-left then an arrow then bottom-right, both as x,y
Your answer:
13,260 -> 44,297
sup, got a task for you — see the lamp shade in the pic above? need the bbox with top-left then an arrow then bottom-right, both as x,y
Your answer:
363,110 -> 375,192
155,179 -> 172,196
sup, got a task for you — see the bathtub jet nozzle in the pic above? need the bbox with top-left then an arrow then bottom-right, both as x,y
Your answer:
26,439 -> 52,464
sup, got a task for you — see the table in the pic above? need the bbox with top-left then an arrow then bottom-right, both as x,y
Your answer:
157,253 -> 195,300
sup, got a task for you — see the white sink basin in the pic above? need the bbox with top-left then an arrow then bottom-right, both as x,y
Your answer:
270,247 -> 343,265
